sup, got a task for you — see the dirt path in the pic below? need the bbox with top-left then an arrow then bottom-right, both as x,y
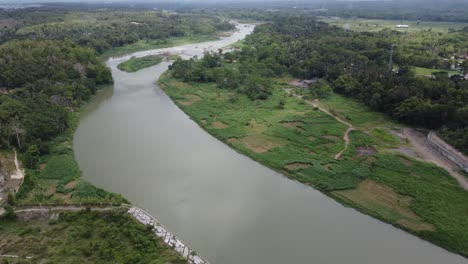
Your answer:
311,100 -> 355,159
284,89 -> 355,159
402,128 -> 468,190
10,150 -> 24,180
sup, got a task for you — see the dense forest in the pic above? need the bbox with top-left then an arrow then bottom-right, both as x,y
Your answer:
0,40 -> 112,164
0,5 -> 234,175
170,15 -> 468,153
0,7 -> 234,54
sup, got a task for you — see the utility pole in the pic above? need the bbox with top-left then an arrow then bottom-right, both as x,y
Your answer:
388,44 -> 396,74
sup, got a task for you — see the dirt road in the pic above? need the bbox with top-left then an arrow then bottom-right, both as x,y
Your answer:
402,128 -> 468,190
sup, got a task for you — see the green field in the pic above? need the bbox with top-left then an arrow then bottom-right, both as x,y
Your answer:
0,210 -> 187,263
414,66 -> 460,76
160,73 -> 468,257
320,17 -> 468,33
117,55 -> 163,72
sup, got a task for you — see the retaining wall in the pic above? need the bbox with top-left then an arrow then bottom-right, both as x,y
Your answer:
427,132 -> 468,173
128,206 -> 209,264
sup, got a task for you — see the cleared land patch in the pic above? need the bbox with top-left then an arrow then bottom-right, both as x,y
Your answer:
284,163 -> 312,171
179,94 -> 201,106
212,120 -> 229,129
240,135 -> 283,153
356,146 -> 377,157
282,121 -> 305,131
334,180 -> 435,232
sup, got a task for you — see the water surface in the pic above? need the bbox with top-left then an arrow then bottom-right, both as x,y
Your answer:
74,24 -> 467,264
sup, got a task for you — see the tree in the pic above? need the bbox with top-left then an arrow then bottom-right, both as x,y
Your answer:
24,144 -> 40,169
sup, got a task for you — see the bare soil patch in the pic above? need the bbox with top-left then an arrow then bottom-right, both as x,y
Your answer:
308,136 -> 317,141
399,157 -> 413,166
322,135 -> 339,141
180,94 -> 201,106
53,193 -> 73,204
364,156 -> 377,164
172,82 -> 190,90
284,163 -> 312,171
356,146 -> 377,157
282,121 -> 305,131
227,137 -> 237,143
241,135 -> 283,153
397,219 -> 435,232
334,179 -> 435,232
289,79 -> 318,88
212,121 -> 229,129
247,119 -> 265,133
64,180 -> 79,190
46,185 -> 57,196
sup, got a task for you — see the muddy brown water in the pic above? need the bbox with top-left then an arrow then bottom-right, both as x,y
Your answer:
73,23 -> 467,264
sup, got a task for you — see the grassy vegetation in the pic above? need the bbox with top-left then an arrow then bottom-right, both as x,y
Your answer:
102,35 -> 219,58
225,39 -> 245,49
319,17 -> 468,33
414,66 -> 460,76
0,210 -> 187,264
160,73 -> 468,257
117,55 -> 163,72
16,86 -> 127,205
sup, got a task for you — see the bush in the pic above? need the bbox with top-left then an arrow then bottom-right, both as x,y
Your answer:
41,154 -> 80,182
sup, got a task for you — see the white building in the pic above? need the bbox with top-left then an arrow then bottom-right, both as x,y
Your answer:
396,25 -> 409,28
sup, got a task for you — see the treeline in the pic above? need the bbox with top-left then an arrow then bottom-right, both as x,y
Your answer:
0,40 -> 112,163
0,8 -> 234,54
171,15 -> 468,153
170,51 -> 276,100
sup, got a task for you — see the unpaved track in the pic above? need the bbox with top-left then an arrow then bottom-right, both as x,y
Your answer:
285,89 -> 468,190
311,100 -> 355,160
402,128 -> 468,190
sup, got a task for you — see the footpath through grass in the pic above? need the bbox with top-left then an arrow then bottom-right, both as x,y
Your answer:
0,210 -> 187,264
117,55 -> 163,72
159,73 -> 468,257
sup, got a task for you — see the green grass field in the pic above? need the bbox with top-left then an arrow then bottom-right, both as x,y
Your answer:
414,66 -> 461,76
160,73 -> 468,257
320,17 -> 468,33
117,55 -> 163,72
0,210 -> 187,264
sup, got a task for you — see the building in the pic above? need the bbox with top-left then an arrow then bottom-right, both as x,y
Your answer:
396,25 -> 409,28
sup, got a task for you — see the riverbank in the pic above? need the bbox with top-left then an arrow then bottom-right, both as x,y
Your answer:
159,73 -> 468,258
13,85 -> 127,206
102,35 -> 220,58
0,207 -> 188,263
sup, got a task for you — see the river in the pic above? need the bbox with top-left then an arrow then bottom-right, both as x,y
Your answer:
73,23 -> 467,264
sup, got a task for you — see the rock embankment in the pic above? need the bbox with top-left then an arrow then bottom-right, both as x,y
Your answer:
128,206 -> 209,264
